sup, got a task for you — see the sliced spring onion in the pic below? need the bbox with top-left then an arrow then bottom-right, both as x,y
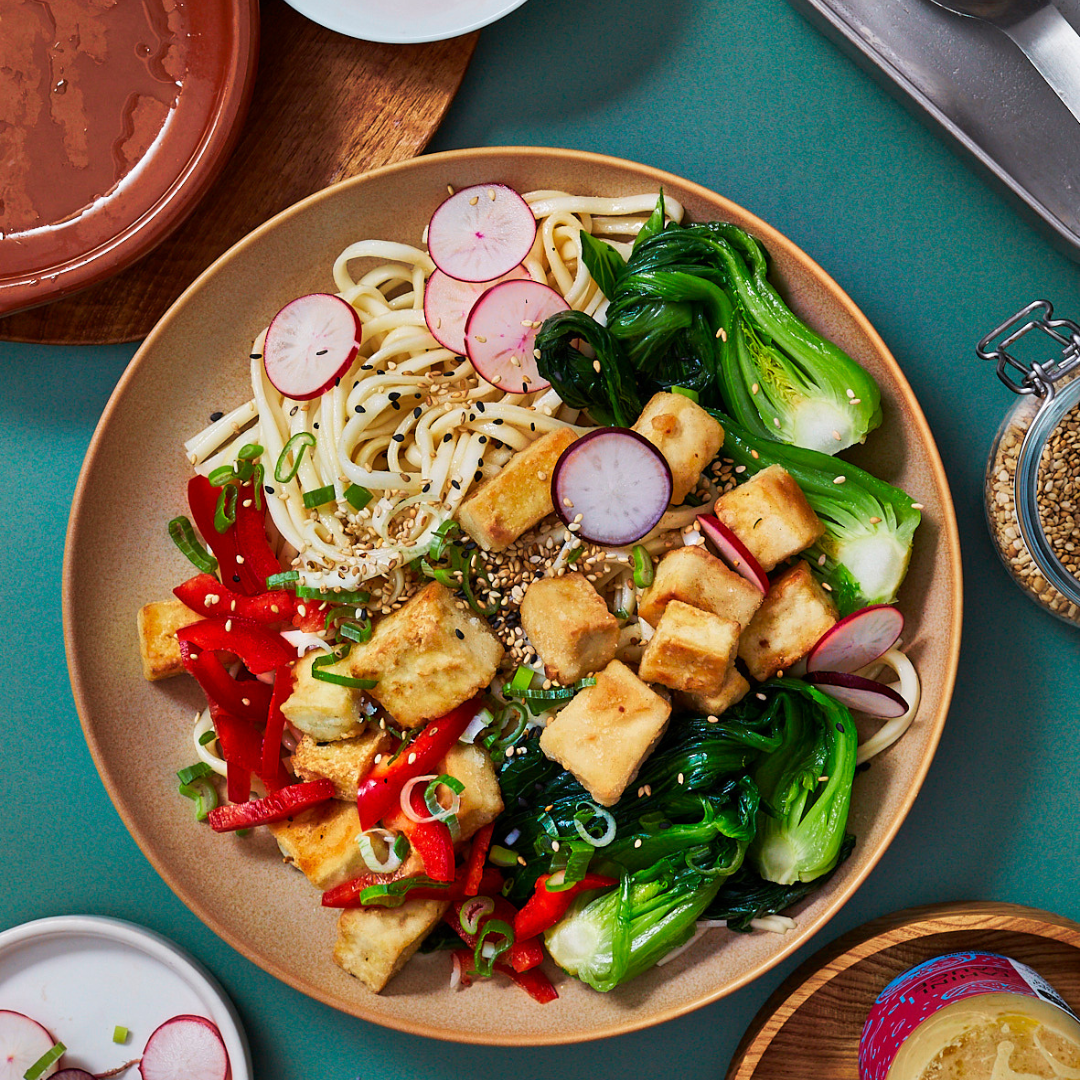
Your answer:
473,919 -> 514,978
670,385 -> 700,402
360,875 -> 451,908
505,677 -> 597,716
424,774 -> 464,824
208,464 -> 237,487
168,516 -> 218,573
214,482 -> 238,533
429,519 -> 461,561
461,708 -> 495,745
459,895 -> 495,936
546,840 -> 596,890
338,618 -> 373,644
237,443 -> 264,461
198,729 -> 217,746
481,702 -> 528,753
274,432 -> 316,483
296,583 -> 370,604
178,777 -> 218,821
567,545 -> 585,564
632,544 -> 654,589
399,774 -> 440,822
267,569 -> 300,589
573,803 -> 617,847
113,1026 -> 129,1044
507,666 -> 535,695
23,1042 -> 66,1080
357,829 -> 409,873
177,762 -> 214,785
488,845 -> 519,868
310,646 -> 377,689
302,483 -> 337,509
345,484 -> 373,511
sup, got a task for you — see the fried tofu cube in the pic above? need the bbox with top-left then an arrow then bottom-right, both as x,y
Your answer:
676,666 -> 751,717
442,743 -> 504,842
632,392 -> 724,504
714,464 -> 825,573
346,582 -> 503,728
281,650 -> 367,742
739,561 -> 838,681
539,659 -> 671,806
136,598 -> 202,680
519,572 -> 619,683
291,729 -> 395,800
458,427 -> 578,552
334,899 -> 450,992
268,799 -> 420,890
638,600 -> 739,694
637,545 -> 764,631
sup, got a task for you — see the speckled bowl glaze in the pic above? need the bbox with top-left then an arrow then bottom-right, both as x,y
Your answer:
63,147 -> 963,1044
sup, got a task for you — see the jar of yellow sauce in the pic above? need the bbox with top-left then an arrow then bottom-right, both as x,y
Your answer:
859,952 -> 1080,1080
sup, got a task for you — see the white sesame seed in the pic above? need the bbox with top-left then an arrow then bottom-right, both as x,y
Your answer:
833,476 -> 846,484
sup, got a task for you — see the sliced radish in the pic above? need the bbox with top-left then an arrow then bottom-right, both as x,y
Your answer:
263,293 -> 361,401
696,514 -> 769,593
427,183 -> 537,282
804,671 -> 909,719
0,1011 -> 59,1080
51,1072 -> 96,1079
424,264 -> 530,355
464,279 -> 567,393
552,428 -> 672,546
805,604 -> 904,674
139,1016 -> 229,1080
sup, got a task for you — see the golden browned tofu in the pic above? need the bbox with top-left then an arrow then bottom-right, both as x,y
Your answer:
457,427 -> 578,552
334,899 -> 450,992
539,659 -> 671,806
632,392 -> 724,504
638,600 -> 739,694
442,743 -> 504,842
714,464 -> 825,573
281,650 -> 367,742
346,582 -> 503,728
637,545 -> 764,631
739,561 -> 838,681
268,800 -> 421,890
291,729 -> 395,800
519,572 -> 619,683
136,598 -> 203,681
676,666 -> 751,717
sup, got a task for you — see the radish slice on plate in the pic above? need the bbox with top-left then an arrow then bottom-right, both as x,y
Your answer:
464,279 -> 568,393
0,1010 -> 60,1080
804,671 -> 909,719
263,293 -> 361,401
427,183 -> 537,282
51,1072 -> 95,1079
139,1016 -> 229,1080
424,265 -> 530,355
805,604 -> 904,674
696,514 -> 768,593
552,429 -> 672,546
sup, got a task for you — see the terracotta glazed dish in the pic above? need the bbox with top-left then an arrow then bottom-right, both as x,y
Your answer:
63,147 -> 963,1043
0,0 -> 258,317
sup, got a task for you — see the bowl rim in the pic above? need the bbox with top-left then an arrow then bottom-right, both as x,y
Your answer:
62,145 -> 963,1043
280,0 -> 528,43
0,0 -> 260,318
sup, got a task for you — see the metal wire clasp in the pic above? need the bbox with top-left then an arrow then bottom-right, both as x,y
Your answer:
977,299 -> 1080,398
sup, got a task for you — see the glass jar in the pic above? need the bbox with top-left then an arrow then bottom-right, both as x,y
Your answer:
980,300 -> 1080,627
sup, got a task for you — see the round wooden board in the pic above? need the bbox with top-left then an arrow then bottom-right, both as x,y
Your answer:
0,0 -> 477,346
726,902 -> 1080,1080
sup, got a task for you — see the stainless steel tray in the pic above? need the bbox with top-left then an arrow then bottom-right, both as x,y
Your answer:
788,0 -> 1080,261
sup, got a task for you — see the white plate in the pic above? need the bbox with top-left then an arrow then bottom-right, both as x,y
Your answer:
281,0 -> 529,42
0,917 -> 250,1079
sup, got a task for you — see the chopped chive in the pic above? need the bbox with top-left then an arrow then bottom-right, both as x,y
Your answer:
198,729 -> 217,746
507,666 -> 534,694
274,432 -> 316,483
214,483 -> 238,533
311,648 -> 377,689
632,544 -> 654,589
178,777 -> 218,821
266,570 -> 300,589
488,844 -> 519,867
23,1042 -> 65,1080
177,762 -> 214,785
345,484 -> 373,511
168,516 -> 218,573
567,545 -> 585,564
670,385 -> 699,402
339,619 -> 373,644
296,584 -> 370,604
113,1026 -> 129,1044
302,483 -> 337,509
208,464 -> 237,487
236,443 -> 264,461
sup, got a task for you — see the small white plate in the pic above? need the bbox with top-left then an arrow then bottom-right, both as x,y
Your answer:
281,0 -> 529,43
0,917 -> 250,1078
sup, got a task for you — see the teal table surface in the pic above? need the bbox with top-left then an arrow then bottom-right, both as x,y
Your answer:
3,1 -> 1079,1077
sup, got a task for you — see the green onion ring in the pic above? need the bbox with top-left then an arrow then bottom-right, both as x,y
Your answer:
632,544 -> 654,588
573,803 -> 617,847
472,919 -> 514,977
167,516 -> 218,573
458,895 -> 495,936
274,432 -> 316,483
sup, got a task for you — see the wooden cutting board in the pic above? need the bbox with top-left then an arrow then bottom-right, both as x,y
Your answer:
0,0 -> 477,345
726,902 -> 1080,1080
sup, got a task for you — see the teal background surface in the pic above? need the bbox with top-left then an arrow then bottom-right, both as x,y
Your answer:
2,0 -> 1079,1077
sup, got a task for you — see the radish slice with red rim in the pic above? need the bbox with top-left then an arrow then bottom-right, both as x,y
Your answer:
552,429 -> 672,546
424,265 -> 530,355
263,293 -> 361,401
139,1016 -> 229,1080
464,279 -> 567,393
427,183 -> 537,282
804,671 -> 909,718
0,1010 -> 59,1080
806,604 -> 904,674
696,514 -> 768,593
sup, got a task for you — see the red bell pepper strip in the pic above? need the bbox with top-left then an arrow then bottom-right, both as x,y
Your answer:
233,481 -> 286,588
513,873 -> 618,943
404,820 -> 455,883
207,778 -> 335,832
261,667 -> 293,790
356,697 -> 482,831
179,643 -> 273,721
176,616 -> 294,675
450,950 -> 558,1003
447,894 -> 543,973
463,823 -> 495,897
174,573 -> 295,626
188,475 -> 263,595
322,865 -> 504,909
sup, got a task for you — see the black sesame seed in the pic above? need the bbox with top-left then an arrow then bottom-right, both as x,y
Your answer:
522,383 -> 529,393
392,401 -> 401,410
413,407 -> 422,419
249,353 -> 262,360
454,628 -> 465,640
232,574 -> 241,583
355,405 -> 365,414
389,392 -> 400,401
836,723 -> 845,733
316,349 -> 328,356
530,422 -> 535,431
265,485 -> 275,494
474,470 -> 483,482
478,435 -> 487,444
493,418 -> 504,425
361,364 -> 373,371
209,411 -> 224,422
392,434 -> 405,443
443,433 -> 453,443
289,406 -> 298,416
476,402 -> 485,413
313,422 -> 320,429
422,484 -> 431,493
451,480 -> 460,490
335,376 -> 341,386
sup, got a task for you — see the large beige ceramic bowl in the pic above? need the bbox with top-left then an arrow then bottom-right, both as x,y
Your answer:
64,148 -> 962,1044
